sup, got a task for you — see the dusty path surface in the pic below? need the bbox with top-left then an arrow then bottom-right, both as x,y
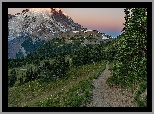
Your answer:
87,62 -> 137,107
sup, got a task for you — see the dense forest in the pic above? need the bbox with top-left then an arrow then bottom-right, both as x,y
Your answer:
8,8 -> 147,107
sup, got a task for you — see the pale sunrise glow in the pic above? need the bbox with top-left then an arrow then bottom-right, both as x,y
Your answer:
29,8 -> 68,16
29,8 -> 52,12
8,8 -> 125,37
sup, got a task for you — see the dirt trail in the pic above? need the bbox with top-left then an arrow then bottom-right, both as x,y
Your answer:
20,62 -> 137,107
87,62 -> 137,107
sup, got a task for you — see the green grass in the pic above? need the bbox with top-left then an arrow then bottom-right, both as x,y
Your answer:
108,62 -> 114,70
107,62 -> 147,107
25,60 -> 107,107
8,59 -> 55,87
8,60 -> 107,107
25,80 -> 93,107
106,61 -> 114,87
134,81 -> 147,107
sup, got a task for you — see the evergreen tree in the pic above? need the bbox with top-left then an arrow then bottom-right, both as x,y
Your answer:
8,69 -> 17,87
24,67 -> 34,83
111,8 -> 147,86
19,75 -> 24,86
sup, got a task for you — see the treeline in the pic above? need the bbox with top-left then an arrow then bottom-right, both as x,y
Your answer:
8,38 -> 83,69
106,8 -> 147,107
9,55 -> 70,87
8,37 -> 114,87
107,8 -> 147,88
71,41 -> 114,66
8,37 -> 114,69
8,69 -> 17,87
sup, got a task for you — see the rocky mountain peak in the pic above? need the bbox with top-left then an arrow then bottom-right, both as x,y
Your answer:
8,8 -> 85,40
8,8 -> 86,58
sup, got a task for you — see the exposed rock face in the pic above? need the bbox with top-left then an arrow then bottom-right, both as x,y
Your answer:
8,8 -> 86,58
8,36 -> 28,58
8,8 -> 85,41
8,8 -> 114,59
57,29 -> 113,45
8,14 -> 15,22
22,9 -> 29,14
8,14 -> 12,21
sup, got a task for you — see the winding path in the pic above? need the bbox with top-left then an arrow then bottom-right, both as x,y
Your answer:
88,62 -> 137,107
20,62 -> 137,107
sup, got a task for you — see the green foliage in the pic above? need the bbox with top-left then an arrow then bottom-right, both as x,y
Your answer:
105,8 -> 147,107
24,67 -> 37,83
71,43 -> 110,67
37,56 -> 70,82
109,8 -> 147,88
8,60 -> 106,107
139,81 -> 147,93
108,62 -> 114,70
33,59 -> 40,66
134,81 -> 147,107
25,61 -> 107,107
25,79 -> 93,107
8,69 -> 17,87
19,75 -> 24,86
8,36 -> 112,69
136,98 -> 146,107
8,7 -> 147,107
8,58 -> 25,69
8,37 -> 84,69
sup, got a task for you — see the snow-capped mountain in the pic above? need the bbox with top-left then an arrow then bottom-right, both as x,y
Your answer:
8,8 -> 113,59
8,8 -> 85,41
8,8 -> 86,58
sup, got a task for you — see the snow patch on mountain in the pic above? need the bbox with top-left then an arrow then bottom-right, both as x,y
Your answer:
20,46 -> 27,56
84,29 -> 93,33
73,31 -> 79,33
102,35 -> 109,39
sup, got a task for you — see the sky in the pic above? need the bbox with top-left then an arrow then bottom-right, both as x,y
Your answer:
8,8 -> 125,37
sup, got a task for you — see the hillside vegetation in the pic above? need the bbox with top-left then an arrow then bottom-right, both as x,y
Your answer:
8,34 -> 110,107
8,8 -> 147,107
106,8 -> 147,107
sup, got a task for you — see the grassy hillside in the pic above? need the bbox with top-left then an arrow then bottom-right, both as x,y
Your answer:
8,8 -> 147,107
8,60 -> 107,107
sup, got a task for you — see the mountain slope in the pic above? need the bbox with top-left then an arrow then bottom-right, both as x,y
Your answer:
8,8 -> 114,59
8,8 -> 85,40
8,8 -> 86,58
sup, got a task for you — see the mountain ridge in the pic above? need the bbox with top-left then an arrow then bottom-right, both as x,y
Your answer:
8,8 -> 113,59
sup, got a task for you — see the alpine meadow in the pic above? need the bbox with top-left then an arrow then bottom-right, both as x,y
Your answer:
8,8 -> 147,107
